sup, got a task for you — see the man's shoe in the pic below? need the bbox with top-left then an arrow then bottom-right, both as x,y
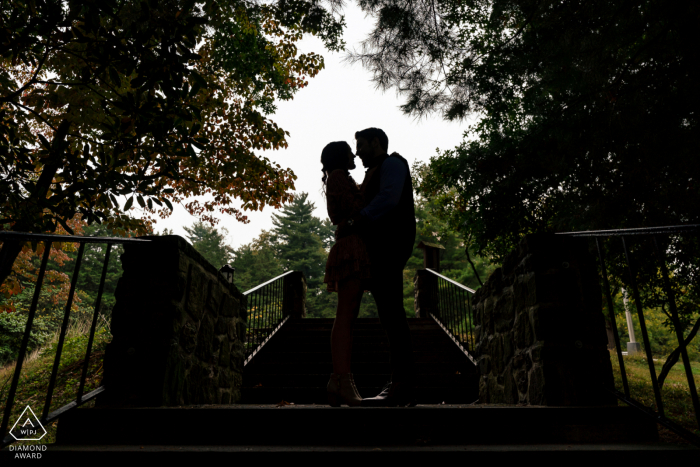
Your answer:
361,380 -> 416,407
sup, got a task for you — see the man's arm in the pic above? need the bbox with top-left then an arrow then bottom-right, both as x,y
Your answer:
359,157 -> 407,221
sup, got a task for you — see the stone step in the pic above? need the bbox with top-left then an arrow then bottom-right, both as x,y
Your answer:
54,405 -> 660,446
276,330 -> 449,341
241,372 -> 477,389
242,361 -> 476,375
247,351 -> 472,364
240,386 -> 478,404
254,336 -> 468,352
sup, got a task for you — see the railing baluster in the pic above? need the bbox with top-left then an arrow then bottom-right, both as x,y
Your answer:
652,235 -> 700,430
42,242 -> 85,421
1,241 -> 52,437
77,243 -> 112,403
596,238 -> 630,397
468,292 -> 474,352
621,236 -> 665,416
460,288 -> 467,346
266,284 -> 271,334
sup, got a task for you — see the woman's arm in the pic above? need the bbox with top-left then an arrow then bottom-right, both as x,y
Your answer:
326,169 -> 353,225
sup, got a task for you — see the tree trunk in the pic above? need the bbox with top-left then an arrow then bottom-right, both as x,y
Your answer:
657,317 -> 700,390
0,119 -> 71,289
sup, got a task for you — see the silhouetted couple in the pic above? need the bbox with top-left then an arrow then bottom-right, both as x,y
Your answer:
321,128 -> 417,407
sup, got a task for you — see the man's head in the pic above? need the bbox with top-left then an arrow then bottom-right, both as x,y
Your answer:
355,128 -> 388,167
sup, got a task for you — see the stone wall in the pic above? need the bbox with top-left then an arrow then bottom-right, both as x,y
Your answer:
474,234 -> 616,406
98,235 -> 247,407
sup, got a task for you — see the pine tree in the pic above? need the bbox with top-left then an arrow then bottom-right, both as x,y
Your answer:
271,193 -> 331,317
183,222 -> 234,270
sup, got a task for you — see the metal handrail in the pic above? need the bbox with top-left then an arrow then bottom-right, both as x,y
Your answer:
241,272 -> 293,363
422,268 -> 477,360
558,225 -> 700,446
424,268 -> 476,293
556,224 -> 700,237
0,231 -> 151,448
0,231 -> 150,243
242,270 -> 294,296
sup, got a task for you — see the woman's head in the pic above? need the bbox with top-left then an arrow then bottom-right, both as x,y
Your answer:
321,141 -> 354,185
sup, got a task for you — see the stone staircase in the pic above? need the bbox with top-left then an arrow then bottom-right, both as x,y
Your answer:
241,318 -> 478,404
22,317 -> 698,458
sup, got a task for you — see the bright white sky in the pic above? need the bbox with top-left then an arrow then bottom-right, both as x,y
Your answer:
154,4 -> 475,249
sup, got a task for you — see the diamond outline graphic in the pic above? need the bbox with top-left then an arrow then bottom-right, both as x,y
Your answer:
10,406 -> 47,441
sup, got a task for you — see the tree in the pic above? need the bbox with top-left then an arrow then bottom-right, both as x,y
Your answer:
0,0 -> 345,288
352,0 -> 700,365
231,229 -> 285,293
351,0 -> 699,251
183,221 -> 234,270
270,192 -> 331,315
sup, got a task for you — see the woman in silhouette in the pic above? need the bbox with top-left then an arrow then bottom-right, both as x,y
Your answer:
321,141 -> 371,407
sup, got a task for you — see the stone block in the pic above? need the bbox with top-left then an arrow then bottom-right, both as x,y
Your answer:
186,265 -> 206,321
514,310 -> 534,349
218,336 -> 231,367
220,294 -> 235,317
180,320 -> 198,355
503,362 -> 517,404
528,363 -> 545,405
195,314 -> 215,363
219,368 -> 233,388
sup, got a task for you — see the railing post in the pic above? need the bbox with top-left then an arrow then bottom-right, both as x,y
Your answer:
474,233 -> 616,406
414,269 -> 439,318
98,235 -> 247,407
282,271 -> 306,319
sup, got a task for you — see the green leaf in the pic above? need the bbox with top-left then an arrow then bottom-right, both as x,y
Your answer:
190,71 -> 208,89
124,196 -> 134,210
163,198 -> 173,211
137,194 -> 145,208
109,67 -> 121,88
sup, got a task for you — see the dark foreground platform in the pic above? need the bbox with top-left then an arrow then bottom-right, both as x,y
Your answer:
53,404 -> 665,446
3,405 -> 697,462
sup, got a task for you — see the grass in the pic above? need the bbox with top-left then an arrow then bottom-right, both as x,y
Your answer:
0,318 -> 111,446
610,351 -> 700,441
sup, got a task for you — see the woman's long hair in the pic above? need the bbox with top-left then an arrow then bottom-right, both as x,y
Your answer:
321,141 -> 351,192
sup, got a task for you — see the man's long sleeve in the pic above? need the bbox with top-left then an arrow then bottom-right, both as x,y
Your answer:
360,157 -> 408,221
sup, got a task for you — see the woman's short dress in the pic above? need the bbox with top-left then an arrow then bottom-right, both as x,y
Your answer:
323,169 -> 372,292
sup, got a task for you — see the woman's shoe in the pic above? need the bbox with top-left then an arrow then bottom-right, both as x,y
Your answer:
327,373 -> 362,407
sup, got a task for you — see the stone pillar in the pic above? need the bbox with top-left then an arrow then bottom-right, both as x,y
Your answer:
98,236 -> 247,407
414,269 -> 439,318
473,233 -> 616,406
282,271 -> 307,319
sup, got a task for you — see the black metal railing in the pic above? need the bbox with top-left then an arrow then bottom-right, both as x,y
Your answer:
557,225 -> 700,446
242,271 -> 293,366
0,231 -> 150,448
424,268 -> 477,364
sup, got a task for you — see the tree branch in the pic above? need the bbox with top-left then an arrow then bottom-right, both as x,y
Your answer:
465,233 -> 483,287
657,316 -> 700,390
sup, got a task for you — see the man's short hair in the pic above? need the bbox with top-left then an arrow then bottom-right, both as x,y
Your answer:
355,128 -> 388,153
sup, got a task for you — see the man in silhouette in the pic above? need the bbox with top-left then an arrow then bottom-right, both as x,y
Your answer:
346,127 -> 417,407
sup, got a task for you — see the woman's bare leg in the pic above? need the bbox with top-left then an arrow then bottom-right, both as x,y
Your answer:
332,278 -> 363,374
